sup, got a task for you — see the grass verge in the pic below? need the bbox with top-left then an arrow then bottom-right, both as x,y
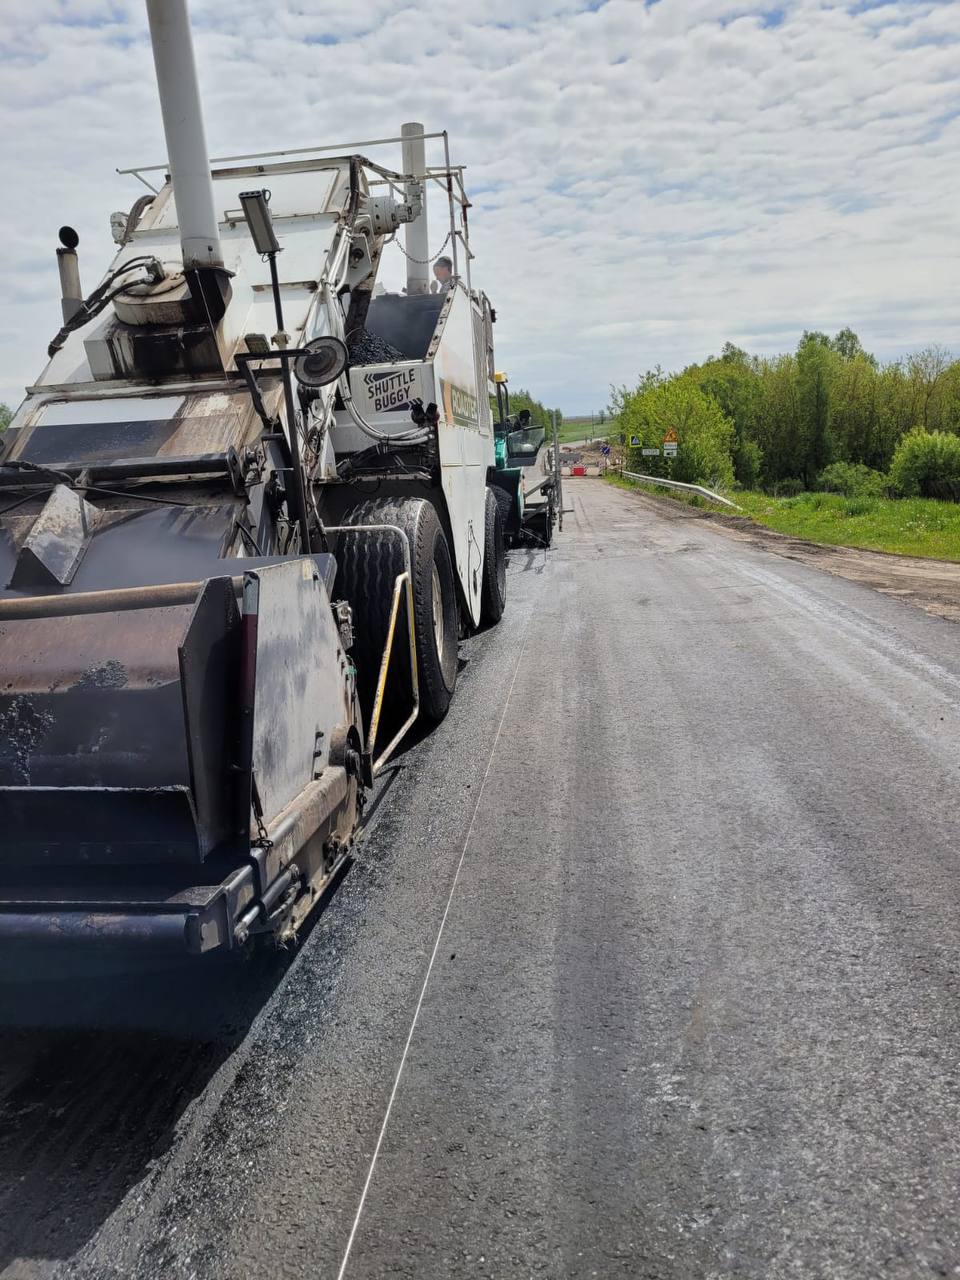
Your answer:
606,473 -> 960,562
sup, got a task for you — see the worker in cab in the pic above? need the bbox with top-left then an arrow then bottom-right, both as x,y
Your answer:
431,255 -> 454,293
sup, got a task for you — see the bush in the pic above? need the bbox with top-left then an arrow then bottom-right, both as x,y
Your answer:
816,461 -> 888,497
889,430 -> 960,500
773,477 -> 805,497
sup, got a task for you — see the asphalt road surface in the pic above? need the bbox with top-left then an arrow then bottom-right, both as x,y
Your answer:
3,478 -> 960,1279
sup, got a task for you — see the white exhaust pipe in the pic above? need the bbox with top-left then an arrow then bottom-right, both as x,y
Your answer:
401,123 -> 429,296
56,228 -> 83,322
145,0 -> 223,272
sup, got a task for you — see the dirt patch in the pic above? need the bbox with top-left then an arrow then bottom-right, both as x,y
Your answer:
617,485 -> 960,623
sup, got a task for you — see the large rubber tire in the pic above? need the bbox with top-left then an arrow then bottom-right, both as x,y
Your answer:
481,487 -> 507,626
336,497 -> 459,728
492,483 -> 513,535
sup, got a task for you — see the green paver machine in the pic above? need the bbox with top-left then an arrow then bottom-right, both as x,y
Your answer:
486,372 -> 560,548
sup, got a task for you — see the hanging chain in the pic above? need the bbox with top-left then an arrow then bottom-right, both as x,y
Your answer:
253,810 -> 273,850
391,229 -> 452,267
250,776 -> 273,850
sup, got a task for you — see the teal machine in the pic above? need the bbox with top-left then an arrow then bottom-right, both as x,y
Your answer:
487,372 -> 558,547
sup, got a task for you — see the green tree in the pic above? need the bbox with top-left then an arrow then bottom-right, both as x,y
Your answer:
720,341 -> 750,365
617,373 -> 735,487
907,347 -> 953,431
797,332 -> 838,485
0,403 -> 10,433
685,353 -> 763,485
753,355 -> 804,484
490,388 -> 562,429
830,355 -> 879,466
831,327 -> 875,365
615,333 -> 960,496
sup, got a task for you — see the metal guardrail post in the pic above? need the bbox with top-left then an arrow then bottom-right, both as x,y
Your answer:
551,410 -> 563,532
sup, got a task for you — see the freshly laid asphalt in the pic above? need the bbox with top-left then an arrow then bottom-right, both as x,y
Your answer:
2,478 -> 960,1279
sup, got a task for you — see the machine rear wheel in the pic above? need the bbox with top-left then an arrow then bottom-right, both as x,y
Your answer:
492,484 -> 513,538
336,496 -> 459,730
481,487 -> 507,625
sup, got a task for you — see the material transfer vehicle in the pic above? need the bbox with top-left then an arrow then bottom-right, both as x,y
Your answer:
0,0 -> 506,960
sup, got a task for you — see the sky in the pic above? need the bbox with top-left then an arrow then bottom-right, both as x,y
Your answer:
0,0 -> 956,416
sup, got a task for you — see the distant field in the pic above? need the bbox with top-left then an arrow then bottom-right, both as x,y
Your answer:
556,418 -> 611,445
608,474 -> 960,562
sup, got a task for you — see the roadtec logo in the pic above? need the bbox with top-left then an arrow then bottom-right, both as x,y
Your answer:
439,378 -> 479,428
362,367 -> 420,413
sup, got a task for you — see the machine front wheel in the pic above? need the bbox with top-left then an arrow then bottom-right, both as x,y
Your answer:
337,496 -> 459,729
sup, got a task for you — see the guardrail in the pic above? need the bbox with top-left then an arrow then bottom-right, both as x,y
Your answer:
621,471 -> 742,511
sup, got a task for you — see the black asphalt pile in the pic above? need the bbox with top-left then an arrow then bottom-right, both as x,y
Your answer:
349,330 -> 405,366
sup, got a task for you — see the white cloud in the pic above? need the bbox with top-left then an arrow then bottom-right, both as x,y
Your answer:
0,0 -> 957,414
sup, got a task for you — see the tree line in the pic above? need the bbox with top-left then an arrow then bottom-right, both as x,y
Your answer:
491,388 -> 562,429
612,333 -> 960,498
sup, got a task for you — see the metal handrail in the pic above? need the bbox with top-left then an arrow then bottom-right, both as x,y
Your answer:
322,523 -> 420,777
0,576 -> 241,620
118,129 -> 475,305
117,132 -> 450,176
367,570 -> 418,774
621,471 -> 742,511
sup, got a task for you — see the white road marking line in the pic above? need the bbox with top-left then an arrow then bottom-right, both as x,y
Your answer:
335,613 -> 535,1280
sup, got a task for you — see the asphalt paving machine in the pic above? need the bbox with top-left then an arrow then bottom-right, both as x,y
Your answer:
488,373 -> 559,547
0,0 -> 507,961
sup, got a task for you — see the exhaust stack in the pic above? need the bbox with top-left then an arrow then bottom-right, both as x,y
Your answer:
401,122 -> 430,296
56,226 -> 82,322
145,0 -> 223,273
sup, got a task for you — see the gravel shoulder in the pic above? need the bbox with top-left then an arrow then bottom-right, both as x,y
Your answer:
611,480 -> 960,622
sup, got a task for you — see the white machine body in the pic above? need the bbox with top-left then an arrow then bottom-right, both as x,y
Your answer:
13,128 -> 495,625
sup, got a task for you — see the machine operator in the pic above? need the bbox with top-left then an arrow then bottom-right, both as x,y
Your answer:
431,255 -> 454,292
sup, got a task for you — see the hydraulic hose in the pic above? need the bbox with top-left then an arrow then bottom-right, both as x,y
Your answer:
118,194 -> 155,246
340,381 -> 429,445
47,256 -> 163,356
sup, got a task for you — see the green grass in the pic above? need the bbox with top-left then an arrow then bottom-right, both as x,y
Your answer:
607,473 -> 960,561
556,418 -> 611,445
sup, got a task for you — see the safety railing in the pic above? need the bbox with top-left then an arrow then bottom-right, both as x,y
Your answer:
621,472 -> 742,511
322,523 -> 419,777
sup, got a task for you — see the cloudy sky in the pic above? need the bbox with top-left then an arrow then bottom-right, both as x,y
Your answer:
0,0 -> 956,415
